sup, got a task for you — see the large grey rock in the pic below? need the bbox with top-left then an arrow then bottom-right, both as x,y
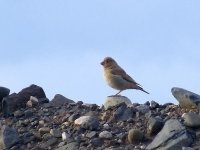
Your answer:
2,84 -> 46,116
104,95 -> 132,110
50,94 -> 75,107
171,87 -> 200,109
182,112 -> 200,127
0,87 -> 10,112
146,119 -> 194,150
1,125 -> 21,149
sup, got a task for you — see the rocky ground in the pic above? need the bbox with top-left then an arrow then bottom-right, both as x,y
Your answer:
0,85 -> 200,150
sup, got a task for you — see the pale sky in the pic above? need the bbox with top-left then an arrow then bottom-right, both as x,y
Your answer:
0,1 -> 200,105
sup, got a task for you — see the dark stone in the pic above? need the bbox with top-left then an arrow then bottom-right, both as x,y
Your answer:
147,117 -> 164,135
150,100 -> 159,109
2,84 -> 46,116
18,84 -> 46,101
125,144 -> 135,150
0,86 -> 10,112
2,125 -> 21,149
38,98 -> 49,104
68,113 -> 80,122
24,110 -> 34,118
89,104 -> 99,111
86,131 -> 97,138
144,101 -> 150,106
2,93 -> 19,117
112,103 -> 135,121
161,103 -> 174,108
55,142 -> 79,150
22,133 -> 34,144
77,101 -> 83,105
90,138 -> 103,147
50,94 -> 75,107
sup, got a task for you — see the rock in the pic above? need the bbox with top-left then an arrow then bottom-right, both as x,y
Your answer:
26,96 -> 39,107
74,116 -> 99,130
103,124 -> 110,130
182,147 -> 195,150
136,104 -> 150,114
125,144 -> 135,149
22,132 -> 34,144
86,131 -> 97,138
38,98 -> 49,104
147,117 -> 164,135
55,142 -> 79,150
128,129 -> 143,143
0,87 -> 10,112
2,84 -> 200,149
2,93 -> 19,116
24,110 -> 34,118
39,127 -> 50,135
44,137 -> 58,147
90,138 -> 103,147
182,112 -> 200,127
150,100 -> 159,109
99,131 -> 112,139
50,94 -> 75,107
50,129 -> 62,138
111,102 -> 135,121
1,125 -> 20,149
68,113 -> 80,122
62,132 -> 68,141
103,95 -> 132,110
144,101 -> 150,106
2,84 -> 46,116
171,87 -> 200,109
146,119 -> 194,150
13,110 -> 24,118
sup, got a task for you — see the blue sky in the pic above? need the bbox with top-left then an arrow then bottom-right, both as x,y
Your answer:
0,1 -> 200,105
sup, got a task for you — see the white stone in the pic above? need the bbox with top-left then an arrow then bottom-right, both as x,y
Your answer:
99,131 -> 112,139
62,132 -> 67,141
103,95 -> 132,110
74,116 -> 91,125
103,123 -> 110,130
30,96 -> 39,102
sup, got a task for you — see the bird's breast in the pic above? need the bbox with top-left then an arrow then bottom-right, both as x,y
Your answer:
103,70 -> 127,90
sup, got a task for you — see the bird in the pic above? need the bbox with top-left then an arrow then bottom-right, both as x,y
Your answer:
101,57 -> 149,95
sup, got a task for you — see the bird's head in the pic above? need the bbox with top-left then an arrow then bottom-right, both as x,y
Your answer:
101,57 -> 117,68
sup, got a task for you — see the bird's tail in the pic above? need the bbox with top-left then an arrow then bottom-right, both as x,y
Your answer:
132,83 -> 150,94
141,88 -> 150,94
137,86 -> 149,94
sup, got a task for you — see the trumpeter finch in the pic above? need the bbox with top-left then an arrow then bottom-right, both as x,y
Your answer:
101,57 -> 149,95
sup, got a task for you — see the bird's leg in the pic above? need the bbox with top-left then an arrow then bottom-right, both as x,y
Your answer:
115,90 -> 122,95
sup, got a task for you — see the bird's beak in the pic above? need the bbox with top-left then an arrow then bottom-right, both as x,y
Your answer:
100,61 -> 104,66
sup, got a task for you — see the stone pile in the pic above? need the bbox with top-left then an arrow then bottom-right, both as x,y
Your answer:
0,85 -> 200,150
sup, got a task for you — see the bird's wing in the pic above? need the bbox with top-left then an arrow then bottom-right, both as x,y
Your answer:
110,67 -> 141,86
